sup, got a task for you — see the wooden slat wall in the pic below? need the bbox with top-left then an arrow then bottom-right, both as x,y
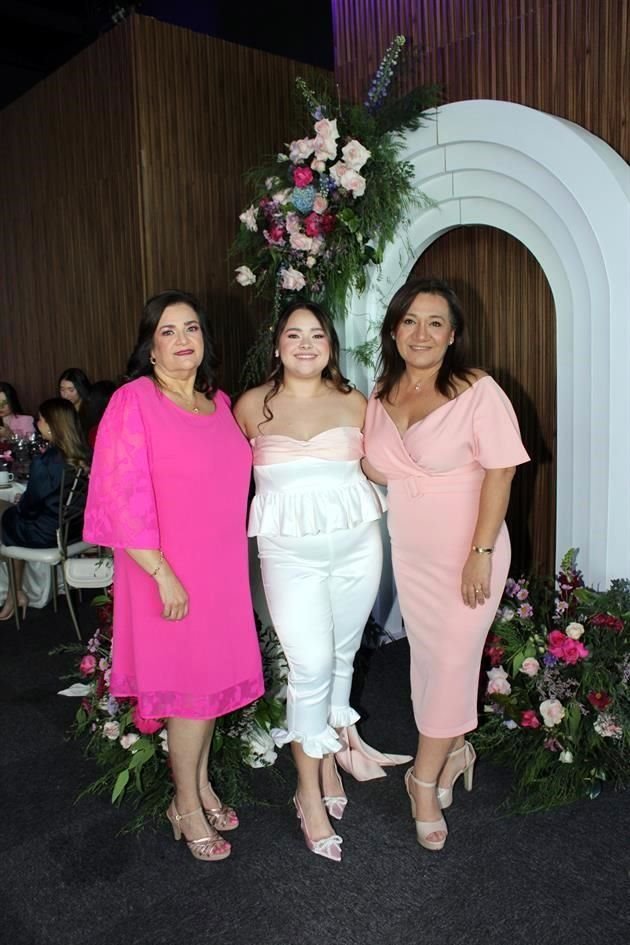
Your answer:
0,14 -> 331,412
0,22 -> 144,412
132,16 -> 328,390
331,0 -> 628,573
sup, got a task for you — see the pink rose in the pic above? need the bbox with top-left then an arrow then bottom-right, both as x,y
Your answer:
312,195 -> 328,215
311,159 -> 326,173
519,657 -> 540,677
102,720 -> 120,740
341,139 -> 371,171
560,638 -> 589,665
313,118 -> 339,161
486,666 -> 511,696
132,706 -> 163,734
539,698 -> 565,727
520,709 -> 541,729
289,232 -> 313,252
280,267 -> 306,291
289,137 -> 316,163
79,654 -> 97,676
285,212 -> 301,235
293,166 -> 314,187
304,212 -> 323,237
547,630 -> 567,658
120,732 -> 140,750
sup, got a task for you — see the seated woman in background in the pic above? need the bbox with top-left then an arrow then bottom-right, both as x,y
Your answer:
58,368 -> 92,433
83,380 -> 117,447
0,383 -> 35,438
0,398 -> 90,620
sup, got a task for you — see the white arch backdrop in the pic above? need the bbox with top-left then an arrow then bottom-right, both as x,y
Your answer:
340,100 -> 630,588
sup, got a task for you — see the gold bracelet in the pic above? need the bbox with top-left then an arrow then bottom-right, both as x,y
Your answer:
472,544 -> 494,555
150,550 -> 164,577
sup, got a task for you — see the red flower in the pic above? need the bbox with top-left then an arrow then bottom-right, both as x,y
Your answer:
304,212 -> 322,237
484,635 -> 505,667
132,706 -> 163,734
293,166 -> 314,187
520,709 -> 541,729
587,691 -> 612,711
264,224 -> 285,245
79,654 -> 96,675
590,613 -> 624,633
320,212 -> 336,234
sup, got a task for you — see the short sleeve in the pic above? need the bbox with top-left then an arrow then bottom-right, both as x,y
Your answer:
83,383 -> 160,548
472,378 -> 530,469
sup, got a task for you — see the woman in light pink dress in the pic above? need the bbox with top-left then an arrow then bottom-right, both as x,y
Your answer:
84,291 -> 264,862
363,278 -> 529,852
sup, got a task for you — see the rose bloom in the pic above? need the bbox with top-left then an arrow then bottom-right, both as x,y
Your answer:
120,732 -> 140,750
587,690 -> 612,711
285,212 -> 301,235
310,236 -> 325,255
520,709 -> 541,729
102,720 -> 120,741
312,195 -> 328,215
590,613 -> 624,632
339,168 -> 366,197
311,159 -> 326,173
313,118 -> 339,161
305,255 -> 317,269
560,638 -> 589,665
289,136 -> 316,163
235,265 -> 256,287
280,267 -> 306,291
304,213 -> 322,238
293,166 -> 314,188
341,139 -> 371,171
519,657 -> 541,677
547,629 -> 568,658
289,232 -> 313,252
79,654 -> 97,676
239,205 -> 258,232
486,666 -> 511,696
565,621 -> 585,639
539,698 -> 566,727
132,706 -> 163,734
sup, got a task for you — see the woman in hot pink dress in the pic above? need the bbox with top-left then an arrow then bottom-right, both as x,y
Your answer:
84,290 -> 263,862
363,278 -> 529,852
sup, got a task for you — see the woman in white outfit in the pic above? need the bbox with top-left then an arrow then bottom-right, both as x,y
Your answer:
235,301 -> 404,862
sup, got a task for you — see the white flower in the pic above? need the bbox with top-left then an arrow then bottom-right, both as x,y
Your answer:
594,714 -> 623,739
310,237 -> 324,256
329,161 -> 366,197
276,152 -> 289,162
280,267 -> 306,291
272,188 -> 292,205
540,698 -> 566,727
486,665 -> 511,696
313,118 -> 339,160
102,720 -> 120,741
239,205 -> 258,232
519,657 -> 541,677
341,139 -> 371,171
311,159 -> 326,173
565,622 -> 585,639
289,137 -> 316,163
159,729 -> 169,753
289,232 -> 313,252
243,724 -> 277,768
305,255 -> 317,269
503,719 -> 518,730
265,176 -> 279,189
120,732 -> 140,750
235,265 -> 256,286
559,749 -> 574,764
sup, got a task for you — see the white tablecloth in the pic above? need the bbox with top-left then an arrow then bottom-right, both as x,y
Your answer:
0,481 -> 58,608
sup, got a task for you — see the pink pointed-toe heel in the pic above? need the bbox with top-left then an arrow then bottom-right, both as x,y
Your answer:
166,802 -> 231,861
437,741 -> 477,810
200,782 -> 239,831
322,758 -> 348,821
404,768 -> 448,852
293,794 -> 343,862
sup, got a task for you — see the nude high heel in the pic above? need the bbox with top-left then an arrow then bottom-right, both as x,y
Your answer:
293,794 -> 343,862
322,758 -> 348,821
0,591 -> 28,622
200,782 -> 239,831
166,802 -> 231,861
437,741 -> 476,810
404,768 -> 448,851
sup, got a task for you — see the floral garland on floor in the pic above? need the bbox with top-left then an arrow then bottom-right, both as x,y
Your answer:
56,589 -> 287,831
473,550 -> 630,813
233,35 -> 440,386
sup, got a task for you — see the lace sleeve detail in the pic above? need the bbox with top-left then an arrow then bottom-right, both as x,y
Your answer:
83,382 -> 160,548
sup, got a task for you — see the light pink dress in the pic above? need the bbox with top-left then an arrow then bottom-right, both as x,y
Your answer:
364,376 -> 529,737
84,376 -> 264,720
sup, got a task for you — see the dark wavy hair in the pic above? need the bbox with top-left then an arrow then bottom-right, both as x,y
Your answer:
58,368 -> 92,404
126,290 -> 220,398
261,299 -> 352,426
39,398 -> 90,468
0,382 -> 24,415
375,277 -> 476,402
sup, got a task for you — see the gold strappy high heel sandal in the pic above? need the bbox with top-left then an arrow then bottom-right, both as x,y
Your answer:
404,768 -> 448,851
166,802 -> 231,861
200,782 -> 239,831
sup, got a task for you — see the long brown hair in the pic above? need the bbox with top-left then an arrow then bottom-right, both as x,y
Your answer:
261,300 -> 352,426
39,398 -> 90,468
375,277 -> 476,402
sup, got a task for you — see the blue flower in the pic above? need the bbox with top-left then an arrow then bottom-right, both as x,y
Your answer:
291,185 -> 316,214
542,653 -> 558,667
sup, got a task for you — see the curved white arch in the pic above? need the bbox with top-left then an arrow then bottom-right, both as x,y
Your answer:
342,100 -> 630,585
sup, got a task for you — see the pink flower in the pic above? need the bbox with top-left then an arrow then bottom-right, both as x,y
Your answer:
520,709 -> 541,729
341,138 -> 371,171
102,720 -> 120,740
311,159 -> 326,173
517,603 -> 534,618
313,118 -> 339,161
263,224 -> 285,246
79,654 -> 97,676
132,706 -> 163,734
304,212 -> 323,237
310,237 -> 325,255
120,732 -> 140,750
544,737 -> 563,752
289,232 -> 313,252
312,195 -> 328,215
516,588 -> 529,601
547,630 -> 567,658
539,698 -> 565,727
486,666 -> 511,696
280,267 -> 306,291
289,137 -> 316,163
519,657 -> 540,677
293,166 -> 314,188
285,212 -> 301,235
560,638 -> 589,665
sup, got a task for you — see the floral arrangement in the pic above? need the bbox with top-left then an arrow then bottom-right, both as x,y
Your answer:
57,589 -> 287,831
473,550 -> 630,813
233,35 -> 440,385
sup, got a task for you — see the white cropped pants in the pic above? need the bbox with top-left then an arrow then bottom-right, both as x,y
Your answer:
258,520 -> 383,758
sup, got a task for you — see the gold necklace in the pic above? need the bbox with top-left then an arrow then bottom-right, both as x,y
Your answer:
164,386 -> 199,413
411,370 -> 439,393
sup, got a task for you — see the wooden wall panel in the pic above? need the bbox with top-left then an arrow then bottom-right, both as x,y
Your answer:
332,0 -> 628,572
132,16 -> 330,390
0,22 -> 144,413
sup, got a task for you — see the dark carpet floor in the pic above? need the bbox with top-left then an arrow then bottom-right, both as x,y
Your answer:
1,601 -> 629,945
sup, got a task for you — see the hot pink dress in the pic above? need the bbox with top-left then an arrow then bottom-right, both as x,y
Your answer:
364,376 -> 529,738
84,376 -> 264,720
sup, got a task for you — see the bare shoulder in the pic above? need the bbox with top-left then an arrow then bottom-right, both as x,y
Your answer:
233,384 -> 271,433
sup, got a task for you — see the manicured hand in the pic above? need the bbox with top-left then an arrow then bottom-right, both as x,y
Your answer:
461,552 -> 492,609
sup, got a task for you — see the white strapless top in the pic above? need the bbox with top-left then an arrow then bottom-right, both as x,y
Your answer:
248,427 -> 386,537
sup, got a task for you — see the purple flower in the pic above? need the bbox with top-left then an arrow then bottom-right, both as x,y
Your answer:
542,652 -> 558,667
